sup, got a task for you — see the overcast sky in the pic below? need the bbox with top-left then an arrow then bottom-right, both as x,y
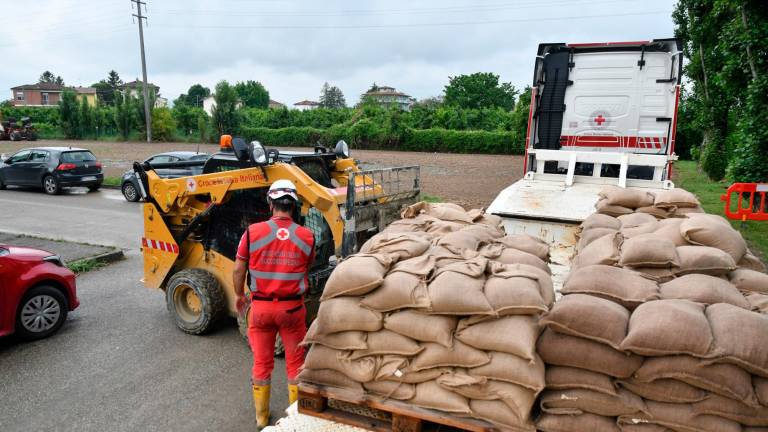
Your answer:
0,0 -> 676,106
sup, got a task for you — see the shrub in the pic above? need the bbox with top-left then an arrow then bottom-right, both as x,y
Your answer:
401,128 -> 523,154
151,108 -> 177,142
240,126 -> 324,147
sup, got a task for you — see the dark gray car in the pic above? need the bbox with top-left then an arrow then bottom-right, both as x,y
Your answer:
0,147 -> 103,195
121,151 -> 209,202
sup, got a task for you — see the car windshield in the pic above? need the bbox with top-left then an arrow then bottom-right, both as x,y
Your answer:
190,154 -> 209,161
0,247 -> 8,257
61,151 -> 96,162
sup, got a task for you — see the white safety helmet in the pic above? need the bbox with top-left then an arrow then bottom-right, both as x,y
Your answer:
268,179 -> 298,202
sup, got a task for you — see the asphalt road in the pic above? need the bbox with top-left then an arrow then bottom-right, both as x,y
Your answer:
0,188 -> 290,431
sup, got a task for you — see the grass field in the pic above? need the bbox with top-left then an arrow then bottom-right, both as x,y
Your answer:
674,160 -> 768,262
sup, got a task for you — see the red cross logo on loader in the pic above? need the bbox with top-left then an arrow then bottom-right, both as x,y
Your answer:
276,228 -> 290,241
186,178 -> 197,192
594,115 -> 606,126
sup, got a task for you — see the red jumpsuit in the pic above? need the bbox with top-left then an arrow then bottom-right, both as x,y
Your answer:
237,215 -> 315,385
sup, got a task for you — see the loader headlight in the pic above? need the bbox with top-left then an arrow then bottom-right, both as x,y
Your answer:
250,141 -> 268,165
335,140 -> 350,159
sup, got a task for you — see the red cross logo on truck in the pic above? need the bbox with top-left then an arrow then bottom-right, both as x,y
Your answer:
594,115 -> 606,126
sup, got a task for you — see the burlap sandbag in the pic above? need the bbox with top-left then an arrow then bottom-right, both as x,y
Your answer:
503,262 -> 555,308
378,367 -> 450,384
615,378 -> 709,403
538,412 -> 620,432
494,233 -> 550,261
313,297 -> 383,335
382,214 -> 435,234
747,292 -> 768,314
654,188 -> 700,208
539,388 -> 647,417
617,423 -> 673,432
545,366 -> 618,396
469,351 -> 546,392
349,330 -> 422,359
653,218 -> 689,246
303,345 -> 378,382
707,302 -> 768,377
620,233 -> 680,268
561,265 -> 660,309
636,205 -> 675,219
620,221 -> 659,239
740,252 -> 768,272
730,268 -> 768,294
626,266 -> 677,283
618,212 -> 658,228
360,254 -> 434,312
426,219 -> 466,236
460,222 -> 506,241
597,199 -> 635,217
482,244 -> 551,274
437,230 -> 488,254
673,205 -> 705,215
537,328 -> 643,378
401,201 -> 474,224
578,227 -> 619,251
456,316 -> 539,361
410,341 -> 490,371
541,293 -> 629,349
470,399 -> 536,432
321,254 -> 392,300
582,213 -> 623,231
599,186 -> 655,209
755,376 -> 768,407
298,368 -> 365,392
483,264 -> 549,316
302,321 -> 368,350
694,394 -> 768,427
675,245 -> 737,276
358,232 -> 431,261
680,214 -> 747,262
573,232 -> 622,268
383,310 -> 456,347
618,401 -> 741,432
437,372 -> 536,420
621,299 -> 714,357
660,274 -> 750,308
363,380 -> 415,401
427,257 -> 493,315
633,355 -> 759,406
410,380 -> 471,414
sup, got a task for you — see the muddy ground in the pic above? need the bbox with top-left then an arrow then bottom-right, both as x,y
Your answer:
0,140 -> 524,208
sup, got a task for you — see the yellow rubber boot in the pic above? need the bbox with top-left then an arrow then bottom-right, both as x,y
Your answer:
288,384 -> 299,405
252,384 -> 271,430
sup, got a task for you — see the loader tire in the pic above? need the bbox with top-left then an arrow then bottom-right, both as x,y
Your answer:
237,302 -> 286,356
166,269 -> 225,335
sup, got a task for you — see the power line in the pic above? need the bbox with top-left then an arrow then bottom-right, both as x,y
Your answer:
131,0 -> 152,143
0,25 -> 133,48
157,10 -> 671,30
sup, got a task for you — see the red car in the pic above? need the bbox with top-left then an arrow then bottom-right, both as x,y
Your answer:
0,244 -> 79,340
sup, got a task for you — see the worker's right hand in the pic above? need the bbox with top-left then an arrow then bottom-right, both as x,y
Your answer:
235,295 -> 246,315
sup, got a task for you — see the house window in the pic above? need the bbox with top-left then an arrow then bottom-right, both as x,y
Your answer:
41,93 -> 49,105
15,91 -> 24,101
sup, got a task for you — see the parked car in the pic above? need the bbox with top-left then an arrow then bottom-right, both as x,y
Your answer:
121,151 -> 209,202
0,147 -> 103,195
0,244 -> 79,340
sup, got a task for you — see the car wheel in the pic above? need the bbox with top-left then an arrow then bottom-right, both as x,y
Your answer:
237,302 -> 285,356
42,175 -> 61,195
166,269 -> 225,335
9,131 -> 21,141
15,285 -> 69,340
0,175 -> 5,190
88,183 -> 101,192
122,182 -> 140,202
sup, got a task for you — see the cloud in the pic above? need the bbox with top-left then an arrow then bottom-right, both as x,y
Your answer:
0,0 -> 675,105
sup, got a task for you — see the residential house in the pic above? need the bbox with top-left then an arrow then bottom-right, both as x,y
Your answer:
268,99 -> 286,109
361,86 -> 414,111
293,100 -> 320,111
120,79 -> 167,108
73,87 -> 98,107
10,83 -> 64,107
202,95 -> 243,116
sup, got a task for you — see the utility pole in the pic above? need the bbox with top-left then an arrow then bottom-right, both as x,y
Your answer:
131,0 -> 152,143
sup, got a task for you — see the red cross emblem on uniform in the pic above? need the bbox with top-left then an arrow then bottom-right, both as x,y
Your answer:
276,228 -> 290,241
594,115 -> 606,126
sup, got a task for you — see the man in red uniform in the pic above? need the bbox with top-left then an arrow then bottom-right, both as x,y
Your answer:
232,179 -> 315,429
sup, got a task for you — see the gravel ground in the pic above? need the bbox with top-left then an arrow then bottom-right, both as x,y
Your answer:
0,140 -> 524,209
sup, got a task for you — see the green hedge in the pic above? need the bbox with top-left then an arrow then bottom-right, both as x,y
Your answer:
1,106 -> 61,125
241,126 -> 524,155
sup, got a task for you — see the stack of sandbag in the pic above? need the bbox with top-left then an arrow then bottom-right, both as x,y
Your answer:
538,185 -> 768,432
594,186 -> 704,219
299,201 -> 555,432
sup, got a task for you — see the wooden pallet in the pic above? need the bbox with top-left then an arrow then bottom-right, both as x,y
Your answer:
298,383 -> 500,432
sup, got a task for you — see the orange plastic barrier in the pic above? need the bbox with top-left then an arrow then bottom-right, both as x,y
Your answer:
721,183 -> 768,221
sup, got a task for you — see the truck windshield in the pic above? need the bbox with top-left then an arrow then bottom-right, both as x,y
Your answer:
61,151 -> 96,162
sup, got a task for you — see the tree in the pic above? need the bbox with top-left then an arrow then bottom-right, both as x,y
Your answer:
211,80 -> 240,136
443,72 -> 517,110
234,80 -> 269,108
367,82 -> 380,93
509,86 -> 532,147
91,70 -> 123,106
79,98 -> 93,138
107,70 -> 122,89
319,82 -> 347,109
185,84 -> 210,107
58,91 -> 80,138
114,92 -> 136,140
151,108 -> 177,142
39,71 -> 64,85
